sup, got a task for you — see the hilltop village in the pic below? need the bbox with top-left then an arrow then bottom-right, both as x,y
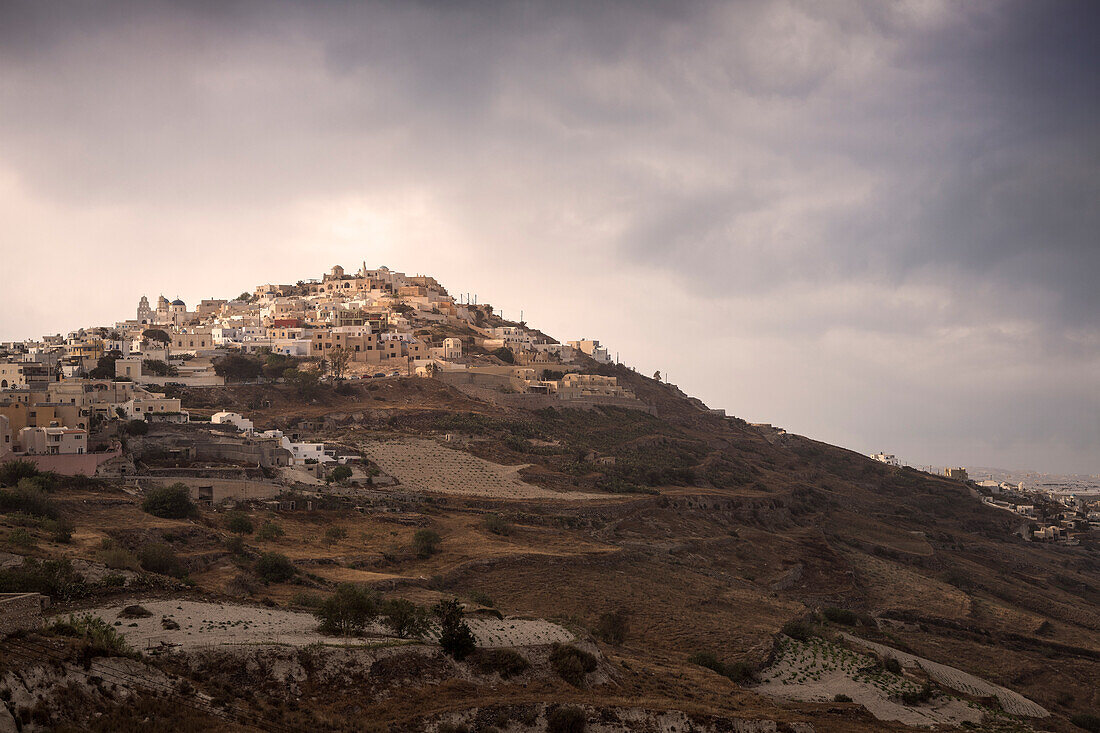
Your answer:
0,263 -> 641,476
1,265 -> 1099,731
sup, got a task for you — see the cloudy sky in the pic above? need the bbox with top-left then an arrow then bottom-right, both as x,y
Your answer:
1,0 -> 1097,473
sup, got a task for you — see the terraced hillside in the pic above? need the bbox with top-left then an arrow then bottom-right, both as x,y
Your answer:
2,370 -> 1099,732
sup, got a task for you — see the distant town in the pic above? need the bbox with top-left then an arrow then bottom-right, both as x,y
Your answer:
0,263 -> 643,477
870,454 -> 1100,545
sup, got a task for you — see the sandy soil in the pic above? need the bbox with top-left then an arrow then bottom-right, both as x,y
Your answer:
72,599 -> 574,652
755,637 -> 986,727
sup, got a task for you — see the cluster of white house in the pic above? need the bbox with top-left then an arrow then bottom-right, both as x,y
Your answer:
0,263 -> 627,471
210,411 -> 334,465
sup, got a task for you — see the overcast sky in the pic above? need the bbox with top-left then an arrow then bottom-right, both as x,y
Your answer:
1,0 -> 1097,473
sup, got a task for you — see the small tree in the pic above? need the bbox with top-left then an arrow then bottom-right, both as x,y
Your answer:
381,598 -> 430,638
491,347 -> 515,364
329,465 -> 353,484
139,543 -> 184,577
255,552 -> 296,583
225,512 -> 254,534
594,608 -> 629,645
142,329 -> 170,344
433,598 -> 476,660
328,347 -> 351,379
324,526 -> 348,544
315,583 -> 379,635
141,483 -> 195,519
412,529 -> 442,559
257,521 -> 284,541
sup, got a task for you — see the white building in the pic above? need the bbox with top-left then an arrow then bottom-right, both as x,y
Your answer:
871,452 -> 899,467
211,412 -> 255,433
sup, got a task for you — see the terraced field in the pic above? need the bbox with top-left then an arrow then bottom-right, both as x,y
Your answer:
360,438 -> 601,500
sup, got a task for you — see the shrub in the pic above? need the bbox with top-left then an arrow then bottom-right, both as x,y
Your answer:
315,583 -> 379,635
822,607 -> 858,625
329,465 -> 353,483
549,643 -> 598,687
491,347 -> 515,364
139,543 -> 184,577
48,613 -> 134,658
546,705 -> 586,733
0,485 -> 60,519
125,420 -> 149,435
688,652 -> 756,684
412,529 -> 442,559
141,483 -> 195,519
46,518 -> 74,543
0,557 -> 85,600
0,460 -> 39,487
98,546 -> 140,571
225,512 -> 254,534
469,648 -> 530,679
224,535 -> 246,556
468,590 -> 494,607
594,609 -> 629,645
434,598 -> 476,660
781,620 -> 813,641
834,693 -> 853,703
900,682 -> 933,705
257,520 -> 284,540
883,656 -> 902,675
292,591 -> 324,608
1072,713 -> 1100,732
324,527 -> 348,544
380,598 -> 430,638
483,513 -> 511,535
7,528 -> 34,547
255,552 -> 296,583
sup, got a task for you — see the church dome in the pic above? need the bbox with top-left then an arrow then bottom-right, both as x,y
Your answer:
171,299 -> 185,306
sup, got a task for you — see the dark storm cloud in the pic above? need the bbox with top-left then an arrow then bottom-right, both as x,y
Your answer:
0,0 -> 1096,471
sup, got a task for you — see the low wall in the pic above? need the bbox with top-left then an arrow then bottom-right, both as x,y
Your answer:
0,593 -> 47,637
134,477 -> 288,504
501,393 -> 656,415
18,449 -> 121,476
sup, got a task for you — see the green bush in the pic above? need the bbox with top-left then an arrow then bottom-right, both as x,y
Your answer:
546,705 -> 586,733
224,535 -> 246,556
139,543 -> 184,577
413,529 -> 442,559
48,613 -> 134,658
434,598 -> 476,660
781,620 -> 813,641
469,648 -> 530,679
255,552 -> 296,583
324,527 -> 348,543
0,460 -> 40,487
883,656 -> 902,674
141,483 -> 195,519
7,528 -> 34,547
1071,713 -> 1100,732
0,484 -> 60,519
822,607 -> 858,625
594,609 -> 629,645
483,513 -> 511,535
329,465 -> 353,483
549,643 -> 598,687
900,682 -> 933,705
225,512 -> 254,534
834,693 -> 853,703
257,520 -> 285,540
380,598 -> 430,638
0,557 -> 85,600
315,583 -> 379,635
687,652 -> 756,684
98,546 -> 141,571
